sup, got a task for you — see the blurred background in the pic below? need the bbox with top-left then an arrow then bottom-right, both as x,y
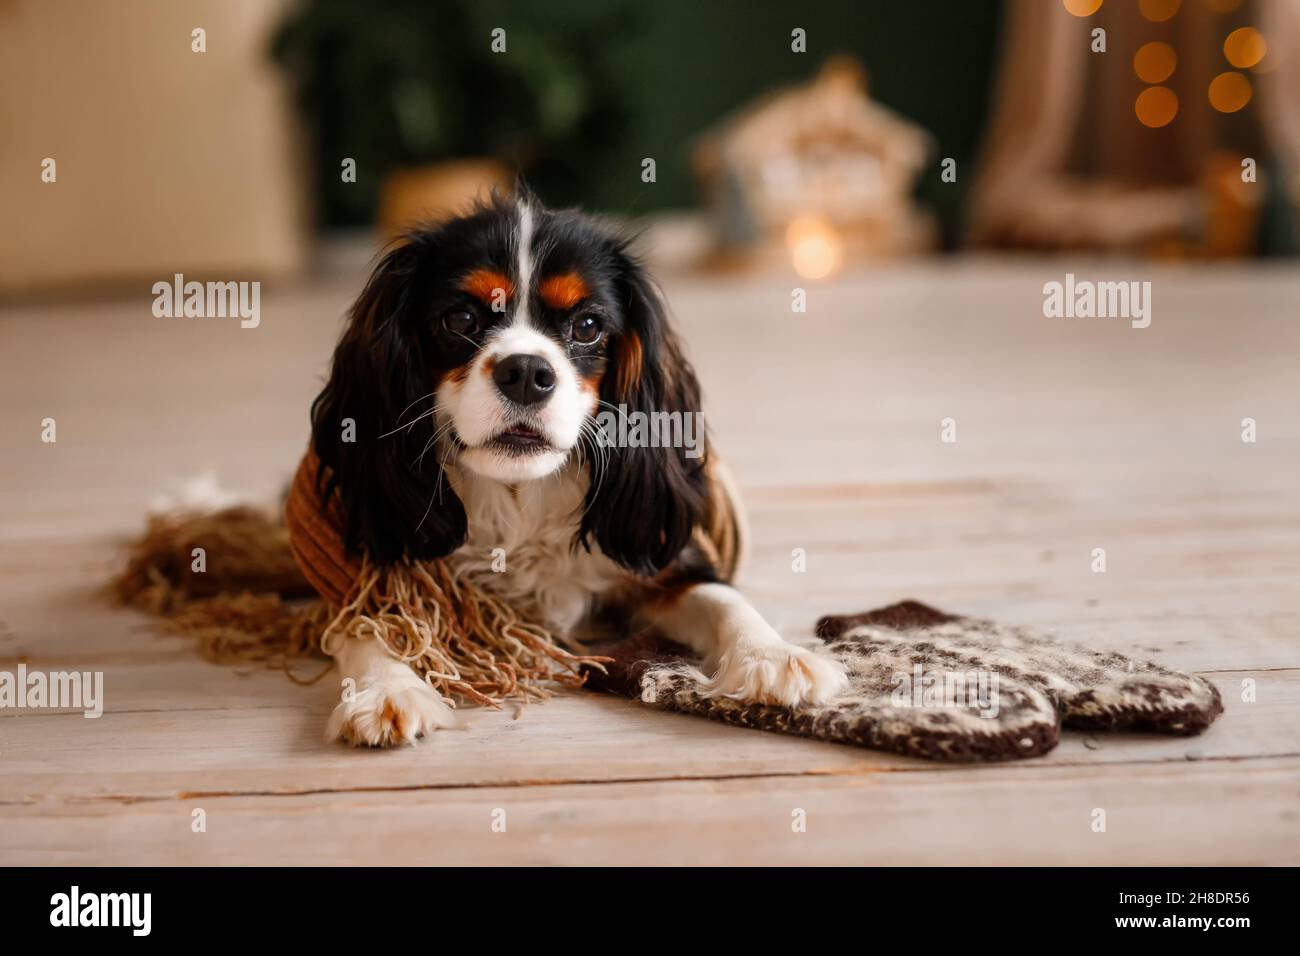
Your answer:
3,0 -> 1297,298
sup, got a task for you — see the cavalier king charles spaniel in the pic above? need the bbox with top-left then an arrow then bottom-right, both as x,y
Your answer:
312,191 -> 848,746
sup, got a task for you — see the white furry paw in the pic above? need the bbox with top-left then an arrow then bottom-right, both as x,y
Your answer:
326,667 -> 459,748
704,642 -> 849,708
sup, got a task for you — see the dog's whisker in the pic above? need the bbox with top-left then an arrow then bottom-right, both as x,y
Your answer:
414,433 -> 438,470
416,418 -> 457,467
449,329 -> 481,352
393,391 -> 438,424
384,397 -> 454,441
380,407 -> 437,439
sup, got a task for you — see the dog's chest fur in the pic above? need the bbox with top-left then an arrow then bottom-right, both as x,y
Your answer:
444,463 -> 625,634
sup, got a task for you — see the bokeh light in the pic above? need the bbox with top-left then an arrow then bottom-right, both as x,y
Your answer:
1140,0 -> 1182,22
1208,71 -> 1252,112
1134,42 -> 1178,83
1135,86 -> 1179,127
1061,0 -> 1103,17
786,217 -> 844,281
1223,27 -> 1266,69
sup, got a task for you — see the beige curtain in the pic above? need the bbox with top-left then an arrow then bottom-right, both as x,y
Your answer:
967,0 -> 1296,253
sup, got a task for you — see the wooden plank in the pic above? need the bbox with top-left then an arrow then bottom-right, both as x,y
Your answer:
3,758 -> 1296,865
3,526 -> 1297,673
1,666 -> 1294,801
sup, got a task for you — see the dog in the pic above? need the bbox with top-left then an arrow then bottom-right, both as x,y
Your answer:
311,191 -> 849,746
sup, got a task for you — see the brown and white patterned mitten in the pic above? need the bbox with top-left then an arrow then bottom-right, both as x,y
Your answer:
585,601 -> 1222,762
816,602 -> 1224,736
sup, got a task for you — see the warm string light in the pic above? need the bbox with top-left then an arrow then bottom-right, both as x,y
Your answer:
1133,22 -> 1180,126
1136,86 -> 1179,128
1209,71 -> 1252,112
1062,0 -> 1267,119
1139,0 -> 1181,23
1134,41 -> 1177,83
1223,27 -> 1266,69
1209,26 -> 1264,112
1061,0 -> 1103,16
786,217 -> 843,281
1060,0 -> 1185,126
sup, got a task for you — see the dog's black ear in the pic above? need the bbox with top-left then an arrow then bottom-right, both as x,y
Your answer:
310,242 -> 467,565
580,251 -> 709,576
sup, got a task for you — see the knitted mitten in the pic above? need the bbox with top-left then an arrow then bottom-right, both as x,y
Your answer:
586,601 -> 1222,762
816,602 -> 1224,735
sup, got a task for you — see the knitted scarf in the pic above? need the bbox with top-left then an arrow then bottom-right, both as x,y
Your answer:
114,449 -> 608,703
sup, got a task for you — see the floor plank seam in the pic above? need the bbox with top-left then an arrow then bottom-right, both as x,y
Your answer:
5,752 -> 1297,808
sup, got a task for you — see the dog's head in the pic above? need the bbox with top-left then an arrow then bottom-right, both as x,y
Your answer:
311,192 -> 708,575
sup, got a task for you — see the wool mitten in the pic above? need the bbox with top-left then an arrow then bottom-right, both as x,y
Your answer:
586,601 -> 1222,762
816,602 -> 1224,735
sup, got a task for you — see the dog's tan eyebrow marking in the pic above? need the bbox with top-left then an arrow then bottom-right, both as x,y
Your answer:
539,272 -> 590,311
461,268 -> 514,306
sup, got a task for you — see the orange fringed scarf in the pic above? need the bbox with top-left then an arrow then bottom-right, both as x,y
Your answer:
114,448 -> 609,705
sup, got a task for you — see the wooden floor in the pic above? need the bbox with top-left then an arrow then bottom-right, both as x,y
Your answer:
2,259 -> 1298,865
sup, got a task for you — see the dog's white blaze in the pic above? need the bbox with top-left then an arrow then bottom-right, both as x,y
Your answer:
513,199 -> 535,329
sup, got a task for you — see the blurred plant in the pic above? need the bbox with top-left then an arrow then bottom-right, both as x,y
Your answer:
270,0 -> 631,226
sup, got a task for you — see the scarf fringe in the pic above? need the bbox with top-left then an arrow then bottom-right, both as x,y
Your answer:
111,506 -> 609,704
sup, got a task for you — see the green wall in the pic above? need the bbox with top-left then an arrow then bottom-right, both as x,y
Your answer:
292,0 -> 1005,247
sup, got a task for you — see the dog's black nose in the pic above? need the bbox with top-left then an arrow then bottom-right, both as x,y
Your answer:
493,353 -> 556,406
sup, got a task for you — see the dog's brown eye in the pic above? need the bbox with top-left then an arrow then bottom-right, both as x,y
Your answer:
443,310 -> 477,337
571,313 -> 602,344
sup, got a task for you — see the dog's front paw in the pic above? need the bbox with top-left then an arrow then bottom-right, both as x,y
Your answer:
326,667 -> 459,748
704,642 -> 849,708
